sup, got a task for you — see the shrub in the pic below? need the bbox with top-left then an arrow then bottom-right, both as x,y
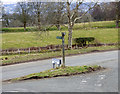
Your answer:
74,37 -> 95,46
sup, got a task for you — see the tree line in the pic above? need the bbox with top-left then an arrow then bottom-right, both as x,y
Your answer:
2,1 -> 120,49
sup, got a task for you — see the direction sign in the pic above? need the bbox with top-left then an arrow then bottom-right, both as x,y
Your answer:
52,58 -> 61,64
56,36 -> 62,39
52,58 -> 61,68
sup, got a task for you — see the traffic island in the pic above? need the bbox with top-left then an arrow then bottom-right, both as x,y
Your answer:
4,65 -> 105,82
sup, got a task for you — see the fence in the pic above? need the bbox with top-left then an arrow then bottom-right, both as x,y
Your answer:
1,43 -> 118,55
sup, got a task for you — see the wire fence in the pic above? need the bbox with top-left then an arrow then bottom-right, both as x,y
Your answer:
1,43 -> 118,55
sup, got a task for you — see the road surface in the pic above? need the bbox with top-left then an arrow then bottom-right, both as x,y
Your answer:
2,50 -> 118,92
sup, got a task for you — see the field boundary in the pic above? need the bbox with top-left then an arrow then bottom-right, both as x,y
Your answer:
1,43 -> 118,55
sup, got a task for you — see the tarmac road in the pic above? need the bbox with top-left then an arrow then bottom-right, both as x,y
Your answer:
2,50 -> 118,80
2,50 -> 119,92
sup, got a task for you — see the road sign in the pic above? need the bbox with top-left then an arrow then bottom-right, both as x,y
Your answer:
56,36 -> 62,39
62,32 -> 65,37
52,58 -> 61,68
52,58 -> 61,64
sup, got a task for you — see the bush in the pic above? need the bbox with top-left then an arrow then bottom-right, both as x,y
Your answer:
74,37 -> 95,46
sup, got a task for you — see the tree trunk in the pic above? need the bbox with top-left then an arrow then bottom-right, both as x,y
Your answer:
68,25 -> 73,49
116,2 -> 120,28
38,18 -> 41,30
36,2 -> 41,30
22,7 -> 26,31
24,22 -> 26,31
56,24 -> 60,30
116,15 -> 119,28
6,19 -> 9,27
37,11 -> 41,30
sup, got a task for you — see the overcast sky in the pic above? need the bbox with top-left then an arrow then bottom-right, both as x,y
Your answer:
1,0 -> 117,4
1,0 -> 21,4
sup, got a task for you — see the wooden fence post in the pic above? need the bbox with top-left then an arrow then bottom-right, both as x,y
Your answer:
49,46 -> 51,50
28,48 -> 30,53
7,50 -> 9,55
18,49 -> 20,54
39,47 -> 41,52
75,44 -> 78,49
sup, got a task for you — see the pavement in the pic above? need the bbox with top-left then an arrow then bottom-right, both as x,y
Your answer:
2,50 -> 119,92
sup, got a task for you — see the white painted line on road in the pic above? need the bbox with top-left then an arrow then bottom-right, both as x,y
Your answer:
95,83 -> 102,87
81,80 -> 87,83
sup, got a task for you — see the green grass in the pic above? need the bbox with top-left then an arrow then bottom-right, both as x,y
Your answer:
2,21 -> 118,50
7,65 -> 102,82
73,21 -> 119,29
1,45 -> 118,65
2,28 -> 118,50
2,21 -> 118,32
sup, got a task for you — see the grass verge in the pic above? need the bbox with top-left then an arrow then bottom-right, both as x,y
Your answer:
2,28 -> 118,50
5,65 -> 104,82
1,45 -> 118,66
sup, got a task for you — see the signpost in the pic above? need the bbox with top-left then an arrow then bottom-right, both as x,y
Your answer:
62,32 -> 65,68
56,32 -> 66,68
52,58 -> 61,68
56,36 -> 62,39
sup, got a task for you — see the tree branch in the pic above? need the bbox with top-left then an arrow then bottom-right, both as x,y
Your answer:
74,1 -> 98,23
66,1 -> 72,27
70,1 -> 83,20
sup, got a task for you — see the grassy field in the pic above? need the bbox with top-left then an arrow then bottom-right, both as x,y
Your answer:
2,28 -> 118,49
2,21 -> 118,50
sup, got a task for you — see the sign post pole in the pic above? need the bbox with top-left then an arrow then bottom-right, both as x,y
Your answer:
62,32 -> 65,68
56,32 -> 66,68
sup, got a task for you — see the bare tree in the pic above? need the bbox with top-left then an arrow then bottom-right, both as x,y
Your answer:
2,14 -> 10,27
66,1 -> 98,49
16,2 -> 31,31
90,4 -> 103,21
31,2 -> 43,30
53,2 -> 66,30
42,2 -> 66,30
116,1 -> 120,28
